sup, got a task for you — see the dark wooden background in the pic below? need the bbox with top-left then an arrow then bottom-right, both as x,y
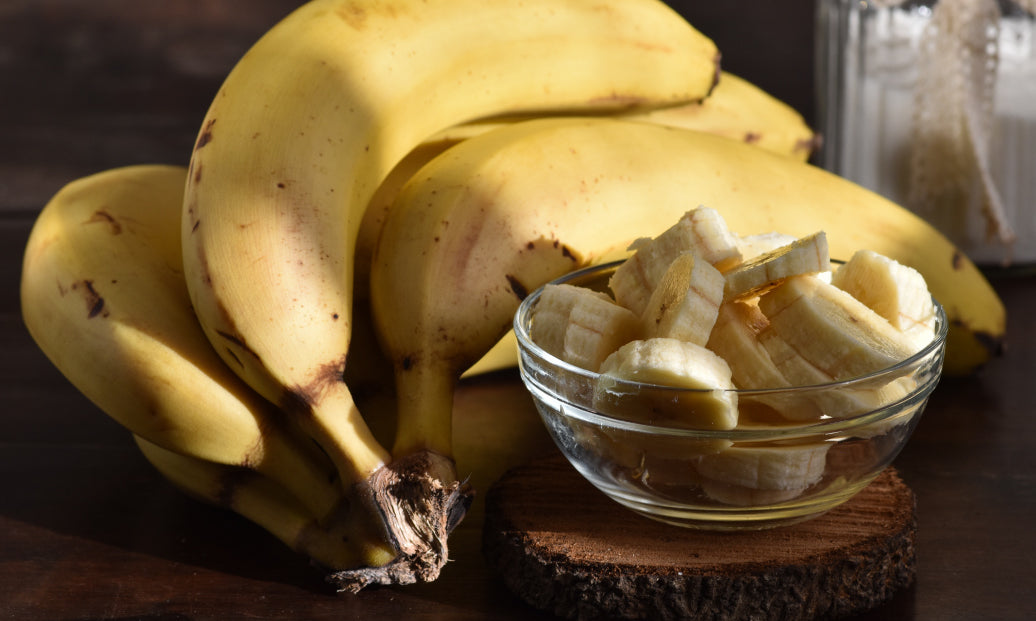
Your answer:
2,2 -> 1033,619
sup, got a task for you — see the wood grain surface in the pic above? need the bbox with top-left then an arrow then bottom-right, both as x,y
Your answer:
484,457 -> 916,621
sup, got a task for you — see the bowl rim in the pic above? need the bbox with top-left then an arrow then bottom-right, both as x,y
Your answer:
513,259 -> 948,438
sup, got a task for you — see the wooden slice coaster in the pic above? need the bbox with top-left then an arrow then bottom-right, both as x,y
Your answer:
483,453 -> 916,621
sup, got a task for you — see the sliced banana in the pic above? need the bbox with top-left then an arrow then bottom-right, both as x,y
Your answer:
723,230 -> 829,301
695,442 -> 831,491
705,300 -> 830,421
757,274 -> 918,382
832,249 -> 937,351
699,477 -> 811,507
595,337 -> 738,430
733,231 -> 799,262
530,283 -> 640,372
641,251 -> 725,345
609,206 -> 741,315
706,300 -> 786,390
682,205 -> 745,272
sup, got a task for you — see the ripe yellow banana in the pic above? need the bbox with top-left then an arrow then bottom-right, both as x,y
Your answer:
133,435 -> 390,577
181,0 -> 718,586
19,165 -> 354,527
361,69 -> 817,382
357,69 -> 814,316
370,117 -> 1004,464
620,70 -> 818,162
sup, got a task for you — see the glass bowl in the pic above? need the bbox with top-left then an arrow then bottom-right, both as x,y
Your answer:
513,261 -> 947,530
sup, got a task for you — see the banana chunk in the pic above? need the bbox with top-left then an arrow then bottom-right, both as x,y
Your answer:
706,300 -> 787,390
641,251 -> 725,345
595,337 -> 738,430
610,206 -> 742,315
758,274 -> 918,382
699,477 -> 813,507
723,230 -> 830,301
733,231 -> 800,262
530,283 -> 640,372
832,249 -> 937,351
695,443 -> 831,491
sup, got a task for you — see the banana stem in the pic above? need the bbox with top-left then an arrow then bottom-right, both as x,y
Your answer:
327,450 -> 472,592
299,382 -> 392,487
390,360 -> 457,459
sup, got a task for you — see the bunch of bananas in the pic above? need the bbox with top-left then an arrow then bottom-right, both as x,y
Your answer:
20,0 -> 1004,593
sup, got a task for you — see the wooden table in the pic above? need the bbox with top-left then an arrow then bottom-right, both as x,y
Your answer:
2,2 -> 1033,619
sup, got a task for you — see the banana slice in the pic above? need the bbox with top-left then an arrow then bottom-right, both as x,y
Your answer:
723,231 -> 829,301
595,337 -> 738,430
733,231 -> 799,262
705,300 -> 828,421
755,324 -> 918,420
832,249 -> 937,351
641,251 -> 725,345
695,442 -> 831,491
706,300 -> 787,390
609,206 -> 742,315
530,283 -> 640,372
682,205 -> 745,272
758,274 -> 918,382
699,478 -> 811,507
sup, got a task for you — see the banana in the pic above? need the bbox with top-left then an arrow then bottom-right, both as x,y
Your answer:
625,70 -> 818,162
529,283 -> 641,373
610,206 -> 742,315
358,68 -> 815,303
831,249 -> 938,351
640,251 -> 726,345
698,477 -> 813,507
734,231 -> 802,262
707,301 -> 784,388
595,338 -> 739,430
182,0 -> 718,585
695,443 -> 832,503
367,68 -> 817,383
371,119 -> 1000,456
723,231 -> 830,301
416,70 -> 817,164
704,295 -> 908,423
133,435 -> 391,577
19,165 -> 348,526
757,274 -> 921,382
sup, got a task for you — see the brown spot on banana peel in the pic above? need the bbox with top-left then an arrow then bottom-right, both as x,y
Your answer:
974,329 -> 1006,359
84,210 -> 121,235
798,133 -> 823,158
215,329 -> 260,363
72,280 -> 107,319
951,317 -> 1006,361
282,356 -> 349,417
506,274 -> 528,300
506,239 -> 579,300
194,118 -> 216,151
952,249 -> 965,270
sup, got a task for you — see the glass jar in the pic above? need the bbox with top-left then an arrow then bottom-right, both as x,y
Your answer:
815,0 -> 1036,267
